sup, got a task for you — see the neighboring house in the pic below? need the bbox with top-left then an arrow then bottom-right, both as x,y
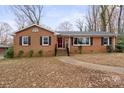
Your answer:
0,44 -> 10,54
13,24 -> 117,57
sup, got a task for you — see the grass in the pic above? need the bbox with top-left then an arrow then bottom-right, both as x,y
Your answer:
73,53 -> 124,67
0,56 -> 124,87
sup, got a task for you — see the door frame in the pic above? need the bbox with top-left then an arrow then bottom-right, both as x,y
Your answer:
57,37 -> 65,49
65,37 -> 71,51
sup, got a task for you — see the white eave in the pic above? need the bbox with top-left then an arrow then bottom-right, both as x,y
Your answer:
14,24 -> 56,34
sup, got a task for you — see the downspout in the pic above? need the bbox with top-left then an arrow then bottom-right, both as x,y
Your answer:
68,35 -> 71,52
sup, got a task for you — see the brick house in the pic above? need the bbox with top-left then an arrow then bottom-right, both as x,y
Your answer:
13,24 -> 117,57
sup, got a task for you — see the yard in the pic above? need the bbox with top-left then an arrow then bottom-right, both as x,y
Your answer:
73,53 -> 124,67
0,56 -> 124,87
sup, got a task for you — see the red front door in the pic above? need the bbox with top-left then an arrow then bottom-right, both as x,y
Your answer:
58,37 -> 63,48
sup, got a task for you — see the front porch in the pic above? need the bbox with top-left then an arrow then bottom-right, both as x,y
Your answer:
57,36 -> 71,49
55,36 -> 71,56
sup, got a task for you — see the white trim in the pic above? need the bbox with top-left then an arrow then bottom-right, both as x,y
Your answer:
22,36 -> 29,46
103,37 -> 110,46
65,39 -> 68,48
68,36 -> 71,51
32,27 -> 39,32
42,36 -> 49,46
73,37 -> 91,46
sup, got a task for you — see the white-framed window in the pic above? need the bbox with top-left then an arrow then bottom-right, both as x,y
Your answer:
32,27 -> 39,32
73,37 -> 91,46
22,36 -> 29,46
42,36 -> 49,46
103,37 -> 109,46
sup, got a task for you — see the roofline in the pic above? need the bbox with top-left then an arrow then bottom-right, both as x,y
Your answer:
56,31 -> 118,37
57,34 -> 117,37
14,24 -> 55,34
0,45 -> 10,48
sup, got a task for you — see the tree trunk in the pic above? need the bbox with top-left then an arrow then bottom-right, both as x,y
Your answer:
118,5 -> 123,33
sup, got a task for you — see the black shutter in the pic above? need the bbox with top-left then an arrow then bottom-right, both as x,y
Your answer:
40,36 -> 42,45
90,37 -> 93,45
19,36 -> 22,45
101,37 -> 104,45
49,36 -> 51,45
109,37 -> 112,45
28,36 -> 31,45
74,38 -> 78,44
71,37 -> 73,46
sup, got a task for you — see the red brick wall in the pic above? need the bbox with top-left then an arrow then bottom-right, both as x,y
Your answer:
14,25 -> 116,56
62,36 -> 116,54
0,48 -> 6,54
70,36 -> 115,53
14,25 -> 57,57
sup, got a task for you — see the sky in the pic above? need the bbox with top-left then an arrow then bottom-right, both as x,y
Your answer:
0,5 -> 89,31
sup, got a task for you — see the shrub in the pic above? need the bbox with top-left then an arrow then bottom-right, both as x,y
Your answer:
18,50 -> 24,57
115,44 -> 124,52
4,48 -> 14,58
28,50 -> 34,57
115,36 -> 124,52
106,45 -> 113,53
38,50 -> 43,56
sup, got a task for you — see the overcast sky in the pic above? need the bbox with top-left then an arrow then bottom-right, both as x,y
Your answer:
0,5 -> 89,31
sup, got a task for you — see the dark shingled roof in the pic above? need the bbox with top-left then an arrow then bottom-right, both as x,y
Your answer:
55,31 -> 118,36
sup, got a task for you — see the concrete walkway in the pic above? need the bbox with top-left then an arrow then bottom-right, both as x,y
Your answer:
57,56 -> 124,74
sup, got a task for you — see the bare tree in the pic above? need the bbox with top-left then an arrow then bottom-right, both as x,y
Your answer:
105,6 -> 116,32
57,21 -> 73,31
0,22 -> 12,45
99,5 -> 109,32
86,11 -> 93,31
15,13 -> 27,30
11,5 -> 43,29
92,6 -> 100,31
86,5 -> 100,32
121,14 -> 124,32
75,18 -> 84,31
118,5 -> 123,33
86,5 -> 116,32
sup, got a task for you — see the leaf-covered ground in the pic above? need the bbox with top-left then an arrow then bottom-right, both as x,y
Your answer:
73,53 -> 124,67
0,57 -> 124,88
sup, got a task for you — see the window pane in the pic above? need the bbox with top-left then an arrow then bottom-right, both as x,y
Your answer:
86,38 -> 89,44
23,37 -> 28,44
44,37 -> 48,44
82,38 -> 86,44
77,37 -> 89,44
78,38 -> 83,44
103,37 -> 108,45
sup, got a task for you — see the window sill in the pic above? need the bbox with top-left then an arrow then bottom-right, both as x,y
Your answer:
73,44 -> 91,47
42,44 -> 49,47
103,44 -> 110,46
22,44 -> 29,47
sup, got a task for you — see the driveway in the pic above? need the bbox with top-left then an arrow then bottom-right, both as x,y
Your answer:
57,56 -> 124,74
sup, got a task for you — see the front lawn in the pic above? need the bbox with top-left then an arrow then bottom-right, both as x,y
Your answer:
73,53 -> 124,67
0,57 -> 124,87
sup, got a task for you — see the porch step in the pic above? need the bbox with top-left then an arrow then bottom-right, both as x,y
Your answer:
56,49 -> 67,56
